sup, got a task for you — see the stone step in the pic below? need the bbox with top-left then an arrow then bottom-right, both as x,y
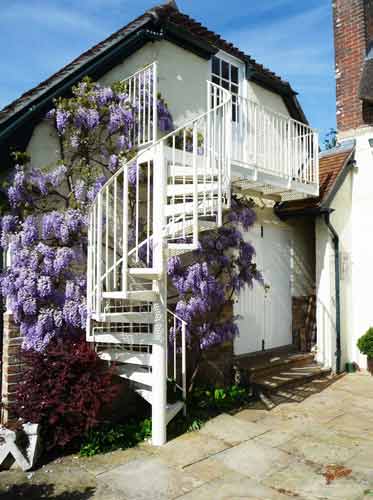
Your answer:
252,364 -> 331,393
242,352 -> 316,381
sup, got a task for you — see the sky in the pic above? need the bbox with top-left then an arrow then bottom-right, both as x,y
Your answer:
0,0 -> 335,142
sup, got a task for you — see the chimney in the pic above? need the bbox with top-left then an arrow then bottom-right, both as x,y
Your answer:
333,0 -> 367,131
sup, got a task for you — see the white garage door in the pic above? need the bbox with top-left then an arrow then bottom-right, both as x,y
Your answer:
234,223 -> 292,355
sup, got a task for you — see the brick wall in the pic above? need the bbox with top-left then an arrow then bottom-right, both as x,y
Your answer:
334,0 -> 367,131
292,296 -> 316,352
1,314 -> 23,425
365,0 -> 373,44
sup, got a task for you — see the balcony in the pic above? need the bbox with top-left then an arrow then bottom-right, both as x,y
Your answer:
229,95 -> 319,202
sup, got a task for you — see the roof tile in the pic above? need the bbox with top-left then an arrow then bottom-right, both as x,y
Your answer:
277,147 -> 355,215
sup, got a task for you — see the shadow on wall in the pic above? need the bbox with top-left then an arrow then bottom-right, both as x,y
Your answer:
292,245 -> 315,297
0,484 -> 95,500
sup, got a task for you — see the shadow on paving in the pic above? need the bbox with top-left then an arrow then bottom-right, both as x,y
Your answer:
0,484 -> 95,500
250,373 -> 343,411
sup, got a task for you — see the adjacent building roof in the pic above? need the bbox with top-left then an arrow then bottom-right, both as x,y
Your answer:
276,142 -> 356,218
0,0 -> 306,144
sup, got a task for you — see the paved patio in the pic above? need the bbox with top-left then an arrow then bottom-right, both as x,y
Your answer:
1,373 -> 373,499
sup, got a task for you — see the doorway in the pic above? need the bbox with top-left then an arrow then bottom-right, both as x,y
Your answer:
234,223 -> 292,355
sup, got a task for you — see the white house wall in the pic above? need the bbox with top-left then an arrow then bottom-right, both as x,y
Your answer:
345,129 -> 373,369
100,40 -> 209,128
316,170 -> 353,371
25,39 -> 293,164
246,81 -> 290,117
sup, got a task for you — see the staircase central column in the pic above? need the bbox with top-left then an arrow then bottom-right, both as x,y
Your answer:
151,141 -> 168,446
151,270 -> 167,446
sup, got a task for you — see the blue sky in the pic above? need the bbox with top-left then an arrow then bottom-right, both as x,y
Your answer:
0,0 -> 335,141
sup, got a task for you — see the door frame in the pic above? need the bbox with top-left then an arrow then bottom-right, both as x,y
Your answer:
233,221 -> 294,356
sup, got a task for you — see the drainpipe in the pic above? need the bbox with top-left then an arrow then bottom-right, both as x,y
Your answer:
323,210 -> 341,374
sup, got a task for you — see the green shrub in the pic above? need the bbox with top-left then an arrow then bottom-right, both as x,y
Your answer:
79,419 -> 152,457
357,327 -> 373,357
190,385 -> 251,410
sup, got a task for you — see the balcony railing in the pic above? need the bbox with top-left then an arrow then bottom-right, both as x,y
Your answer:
231,95 -> 319,196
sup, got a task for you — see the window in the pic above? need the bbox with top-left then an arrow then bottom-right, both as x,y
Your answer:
211,56 -> 240,121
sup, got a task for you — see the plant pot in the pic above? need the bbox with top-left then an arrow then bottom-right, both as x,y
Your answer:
367,357 -> 373,375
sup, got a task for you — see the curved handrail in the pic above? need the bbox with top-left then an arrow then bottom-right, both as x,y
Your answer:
89,81 -> 232,204
88,76 -> 232,317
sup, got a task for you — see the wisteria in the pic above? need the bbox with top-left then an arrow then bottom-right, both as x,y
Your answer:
0,75 -> 173,351
167,196 -> 262,388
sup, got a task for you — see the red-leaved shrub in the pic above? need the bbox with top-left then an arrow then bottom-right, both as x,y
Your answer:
14,336 -> 119,450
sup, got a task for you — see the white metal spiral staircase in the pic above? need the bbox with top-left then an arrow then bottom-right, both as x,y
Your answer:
86,62 -> 319,445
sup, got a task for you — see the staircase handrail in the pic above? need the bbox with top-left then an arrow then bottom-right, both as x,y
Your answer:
89,81 -> 232,200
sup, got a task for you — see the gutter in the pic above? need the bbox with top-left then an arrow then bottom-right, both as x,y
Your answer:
323,209 -> 342,374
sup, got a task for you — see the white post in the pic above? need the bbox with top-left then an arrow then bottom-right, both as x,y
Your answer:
86,212 -> 93,341
152,273 -> 167,446
192,122 -> 199,246
151,142 -> 167,446
122,166 -> 129,297
152,62 -> 158,144
181,321 -> 187,416
96,194 -> 103,317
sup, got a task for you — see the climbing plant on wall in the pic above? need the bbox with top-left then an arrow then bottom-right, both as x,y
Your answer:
0,76 -> 173,351
167,196 -> 263,391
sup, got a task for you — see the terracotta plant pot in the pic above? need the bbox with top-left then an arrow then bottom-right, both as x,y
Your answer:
367,357 -> 373,375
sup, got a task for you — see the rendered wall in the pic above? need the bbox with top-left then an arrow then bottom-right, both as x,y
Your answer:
347,129 -> 373,369
25,39 -> 293,163
316,169 -> 353,371
247,81 -> 290,117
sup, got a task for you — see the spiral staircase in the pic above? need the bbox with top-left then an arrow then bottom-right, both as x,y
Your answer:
86,62 -> 319,445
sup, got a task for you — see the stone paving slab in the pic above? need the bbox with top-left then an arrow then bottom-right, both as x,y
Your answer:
199,413 -> 269,445
80,446 -> 152,476
263,461 -> 366,500
155,431 -> 229,468
97,457 -> 203,500
213,439 -> 294,481
326,412 -> 373,440
253,429 -> 297,448
177,470 -> 302,499
279,434 -> 359,466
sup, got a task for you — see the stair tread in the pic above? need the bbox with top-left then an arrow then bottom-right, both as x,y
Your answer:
93,312 -> 154,324
117,365 -> 152,386
102,290 -> 159,302
88,332 -> 161,345
167,183 -> 219,196
237,352 -> 314,373
99,349 -> 152,366
253,366 -> 331,390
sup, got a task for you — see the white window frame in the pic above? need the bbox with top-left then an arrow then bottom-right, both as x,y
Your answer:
210,50 -> 246,98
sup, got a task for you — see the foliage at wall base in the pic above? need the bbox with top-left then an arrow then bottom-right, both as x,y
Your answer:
13,336 -> 119,450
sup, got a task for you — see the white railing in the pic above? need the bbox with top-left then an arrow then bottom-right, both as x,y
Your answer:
165,81 -> 231,249
167,309 -> 187,411
87,77 -> 231,318
122,62 -> 158,147
231,96 -> 319,186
